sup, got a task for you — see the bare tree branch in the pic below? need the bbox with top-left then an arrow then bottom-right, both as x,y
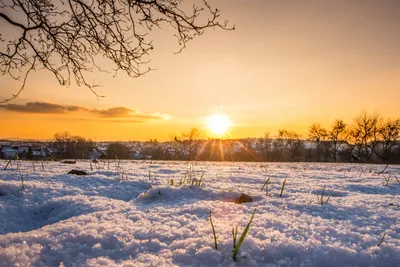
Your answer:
0,0 -> 233,102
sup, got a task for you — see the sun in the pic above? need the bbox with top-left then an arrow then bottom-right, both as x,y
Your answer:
206,114 -> 232,137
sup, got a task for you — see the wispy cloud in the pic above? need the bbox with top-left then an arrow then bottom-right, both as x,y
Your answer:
1,102 -> 68,114
0,101 -> 170,122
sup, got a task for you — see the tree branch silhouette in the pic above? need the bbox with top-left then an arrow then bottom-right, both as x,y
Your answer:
0,0 -> 233,102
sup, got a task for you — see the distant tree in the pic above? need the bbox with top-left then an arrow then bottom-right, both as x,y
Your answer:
273,130 -> 286,162
235,138 -> 258,161
308,123 -> 327,162
142,139 -> 169,160
327,120 -> 347,162
53,132 -> 93,158
282,130 -> 305,161
375,118 -> 400,161
257,132 -> 273,161
352,111 -> 382,162
0,0 -> 233,102
54,131 -> 73,157
107,143 -> 131,159
177,127 -> 203,160
25,146 -> 33,160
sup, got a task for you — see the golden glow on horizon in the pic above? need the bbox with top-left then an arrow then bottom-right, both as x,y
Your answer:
206,114 -> 232,137
1,1 -> 400,141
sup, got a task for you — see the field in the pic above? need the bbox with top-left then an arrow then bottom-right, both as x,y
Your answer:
0,160 -> 399,267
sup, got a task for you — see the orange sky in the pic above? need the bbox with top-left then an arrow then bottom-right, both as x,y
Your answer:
1,0 -> 400,141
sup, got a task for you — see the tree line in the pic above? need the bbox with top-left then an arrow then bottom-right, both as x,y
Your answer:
169,111 -> 400,163
49,111 -> 400,163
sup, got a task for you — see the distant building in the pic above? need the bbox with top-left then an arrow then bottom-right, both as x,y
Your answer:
88,148 -> 107,160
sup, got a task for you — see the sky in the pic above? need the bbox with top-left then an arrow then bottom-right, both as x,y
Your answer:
1,0 -> 400,141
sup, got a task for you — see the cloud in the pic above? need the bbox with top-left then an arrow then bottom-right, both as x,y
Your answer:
0,102 -> 67,114
66,105 -> 88,112
90,107 -> 138,118
0,101 -> 170,122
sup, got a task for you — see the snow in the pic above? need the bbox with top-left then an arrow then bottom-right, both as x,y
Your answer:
0,160 -> 399,267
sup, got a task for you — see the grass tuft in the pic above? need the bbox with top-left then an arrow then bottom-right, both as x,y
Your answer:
232,210 -> 256,262
232,225 -> 238,249
318,185 -> 333,205
209,210 -> 218,250
382,175 -> 391,186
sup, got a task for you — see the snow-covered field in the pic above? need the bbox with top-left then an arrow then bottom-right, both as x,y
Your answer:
0,160 -> 399,267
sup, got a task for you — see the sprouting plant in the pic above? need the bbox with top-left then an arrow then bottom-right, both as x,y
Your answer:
4,158 -> 12,170
261,178 -> 270,195
279,178 -> 287,198
90,161 -> 93,171
169,179 -> 174,186
41,161 -> 45,170
197,171 -> 205,186
377,232 -> 387,247
359,168 -> 366,177
232,225 -> 238,249
209,210 -> 218,250
382,175 -> 391,186
232,210 -> 256,262
32,162 -> 36,171
317,185 -> 333,205
148,170 -> 151,181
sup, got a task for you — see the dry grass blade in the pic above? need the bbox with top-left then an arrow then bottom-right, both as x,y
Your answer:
378,164 -> 389,175
4,158 -> 12,170
378,232 -> 387,247
279,178 -> 287,198
382,175 -> 391,186
325,188 -> 333,204
261,178 -> 270,191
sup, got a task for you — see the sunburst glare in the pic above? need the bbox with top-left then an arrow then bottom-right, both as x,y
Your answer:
206,114 -> 232,137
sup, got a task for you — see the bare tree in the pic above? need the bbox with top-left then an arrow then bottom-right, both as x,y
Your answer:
0,0 -> 232,102
53,131 -> 93,158
375,118 -> 400,161
282,130 -> 304,161
308,123 -> 327,162
352,111 -> 382,162
327,119 -> 347,162
272,130 -> 286,162
257,132 -> 272,161
175,127 -> 203,160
